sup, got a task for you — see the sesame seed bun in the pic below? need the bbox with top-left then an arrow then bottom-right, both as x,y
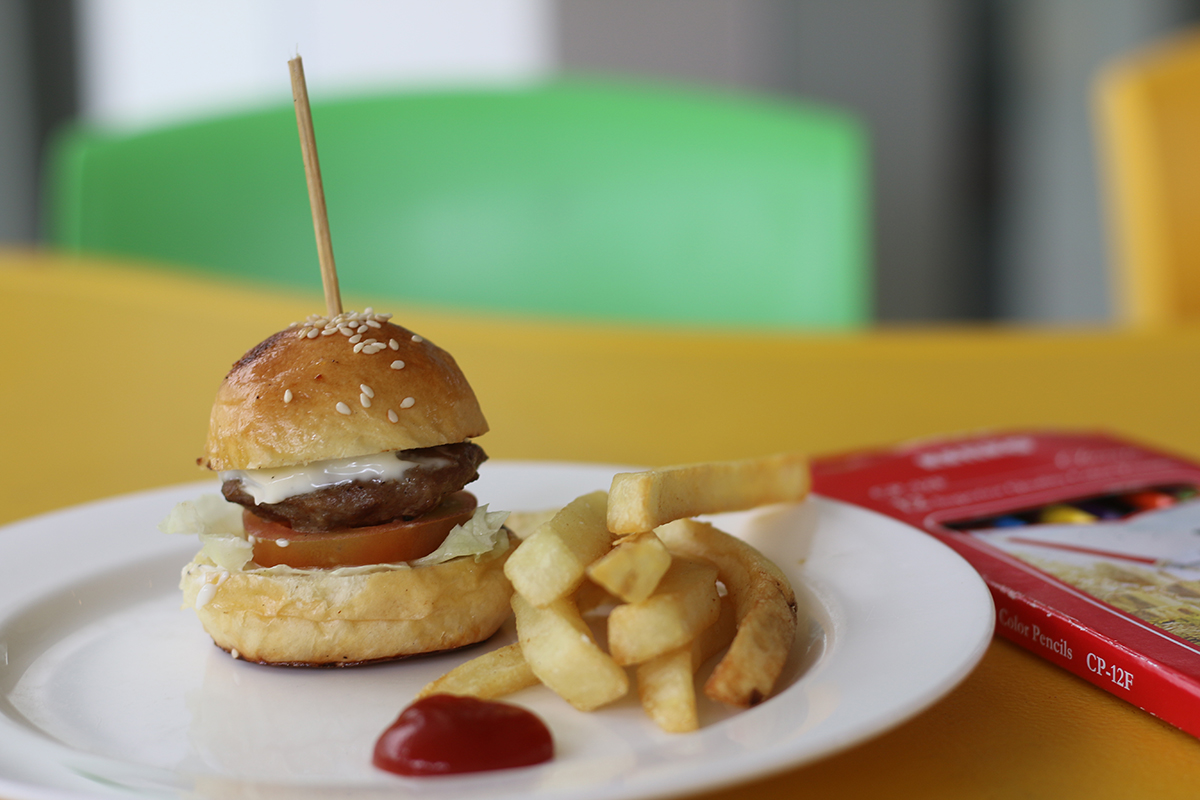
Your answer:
202,313 -> 488,470
179,540 -> 514,666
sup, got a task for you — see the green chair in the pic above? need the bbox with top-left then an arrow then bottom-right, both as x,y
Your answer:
46,80 -> 869,328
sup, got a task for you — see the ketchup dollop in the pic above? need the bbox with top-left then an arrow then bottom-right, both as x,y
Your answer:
373,694 -> 554,776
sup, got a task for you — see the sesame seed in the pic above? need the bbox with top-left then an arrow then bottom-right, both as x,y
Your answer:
412,334 -> 424,342
388,409 -> 399,423
349,333 -> 363,344
389,339 -> 399,350
336,402 -> 352,415
391,360 -> 405,370
231,649 -> 240,660
284,389 -> 293,403
321,328 -> 337,335
360,384 -> 374,397
275,538 -> 290,547
360,393 -> 372,408
291,310 -> 399,331
306,328 -> 319,339
400,397 -> 415,409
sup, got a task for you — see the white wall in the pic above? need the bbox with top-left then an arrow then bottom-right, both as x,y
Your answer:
76,0 -> 555,128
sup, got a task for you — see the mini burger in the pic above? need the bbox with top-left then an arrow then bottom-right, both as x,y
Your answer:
160,309 -> 513,666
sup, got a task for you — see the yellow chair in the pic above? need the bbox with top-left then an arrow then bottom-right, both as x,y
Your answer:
1096,30 -> 1200,326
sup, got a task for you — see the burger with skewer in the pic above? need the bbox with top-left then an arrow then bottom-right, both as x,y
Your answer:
160,308 -> 514,666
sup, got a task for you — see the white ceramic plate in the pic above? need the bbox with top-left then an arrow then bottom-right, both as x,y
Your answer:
0,462 -> 993,800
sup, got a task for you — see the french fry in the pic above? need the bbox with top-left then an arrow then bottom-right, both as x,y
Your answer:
512,593 -> 628,711
422,454 -> 808,731
416,642 -> 538,700
656,519 -> 797,708
586,531 -> 672,603
634,648 -> 695,733
503,508 -> 560,541
607,453 -> 810,534
607,557 -> 720,666
636,597 -> 737,732
504,491 -> 614,606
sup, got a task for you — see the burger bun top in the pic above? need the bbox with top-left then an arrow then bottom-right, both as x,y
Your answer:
202,312 -> 488,470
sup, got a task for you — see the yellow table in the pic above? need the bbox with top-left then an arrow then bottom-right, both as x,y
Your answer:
4,249 -> 1200,798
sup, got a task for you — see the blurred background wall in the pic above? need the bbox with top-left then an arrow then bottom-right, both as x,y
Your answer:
1,0 -> 1198,323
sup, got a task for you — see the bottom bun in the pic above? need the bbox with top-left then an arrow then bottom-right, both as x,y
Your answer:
179,541 -> 513,666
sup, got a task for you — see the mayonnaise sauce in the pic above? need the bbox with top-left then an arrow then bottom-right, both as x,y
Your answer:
220,451 -> 424,505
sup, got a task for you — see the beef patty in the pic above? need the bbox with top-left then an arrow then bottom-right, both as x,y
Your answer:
222,442 -> 487,531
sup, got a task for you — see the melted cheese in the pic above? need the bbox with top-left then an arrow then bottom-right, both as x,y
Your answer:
220,451 -> 425,505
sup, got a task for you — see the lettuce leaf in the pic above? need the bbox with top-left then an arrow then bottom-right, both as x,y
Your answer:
413,506 -> 510,566
159,494 -> 252,572
160,496 -> 509,573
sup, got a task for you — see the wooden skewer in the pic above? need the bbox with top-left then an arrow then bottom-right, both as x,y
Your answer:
288,55 -> 342,318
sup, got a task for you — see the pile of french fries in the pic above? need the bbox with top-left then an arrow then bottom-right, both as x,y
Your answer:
417,452 -> 809,733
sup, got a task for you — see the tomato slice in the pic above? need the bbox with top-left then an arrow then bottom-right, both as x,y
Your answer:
245,492 -> 477,569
